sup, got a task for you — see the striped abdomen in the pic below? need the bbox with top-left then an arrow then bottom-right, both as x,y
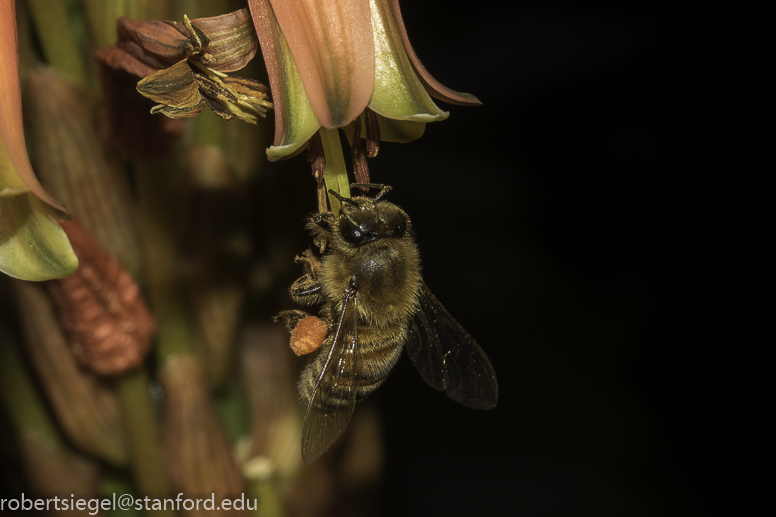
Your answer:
297,317 -> 409,411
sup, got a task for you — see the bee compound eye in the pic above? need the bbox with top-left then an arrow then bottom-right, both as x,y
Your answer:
340,217 -> 366,244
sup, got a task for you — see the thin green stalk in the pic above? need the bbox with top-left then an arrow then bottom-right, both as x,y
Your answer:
213,377 -> 249,444
246,477 -> 284,517
0,325 -> 61,446
192,107 -> 227,149
115,369 -> 175,517
320,128 -> 350,213
82,0 -> 172,49
175,0 -> 237,19
24,0 -> 87,84
134,160 -> 193,362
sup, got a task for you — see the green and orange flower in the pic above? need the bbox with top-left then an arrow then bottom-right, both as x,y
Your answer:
247,0 -> 480,208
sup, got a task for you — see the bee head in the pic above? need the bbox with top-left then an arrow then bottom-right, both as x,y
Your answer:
330,185 -> 410,248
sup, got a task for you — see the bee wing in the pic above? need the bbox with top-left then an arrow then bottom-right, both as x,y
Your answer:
301,282 -> 360,463
405,283 -> 498,410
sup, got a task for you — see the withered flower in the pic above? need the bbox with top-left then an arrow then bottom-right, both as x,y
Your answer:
99,9 -> 272,124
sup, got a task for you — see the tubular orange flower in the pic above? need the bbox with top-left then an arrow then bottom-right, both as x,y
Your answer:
250,0 -> 480,160
0,0 -> 77,281
247,0 -> 480,210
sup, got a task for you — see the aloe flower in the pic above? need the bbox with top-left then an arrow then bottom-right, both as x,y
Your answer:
247,0 -> 480,206
0,1 -> 77,281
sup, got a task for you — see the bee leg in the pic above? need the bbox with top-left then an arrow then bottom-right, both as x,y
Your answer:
306,213 -> 336,252
274,310 -> 310,333
349,183 -> 392,200
295,249 -> 321,277
290,250 -> 324,306
274,311 -> 328,356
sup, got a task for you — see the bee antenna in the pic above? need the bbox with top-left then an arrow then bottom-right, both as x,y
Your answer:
349,183 -> 392,201
327,189 -> 359,206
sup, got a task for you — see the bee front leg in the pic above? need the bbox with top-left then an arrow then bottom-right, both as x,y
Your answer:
290,250 -> 324,306
306,212 -> 336,252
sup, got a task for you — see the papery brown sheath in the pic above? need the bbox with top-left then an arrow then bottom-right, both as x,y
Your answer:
45,220 -> 155,376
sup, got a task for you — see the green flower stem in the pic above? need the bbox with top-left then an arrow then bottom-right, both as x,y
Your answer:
134,160 -> 192,363
319,128 -> 350,213
132,160 -> 193,516
193,107 -> 227,149
246,477 -> 283,517
24,0 -> 87,85
0,325 -> 61,446
115,369 -> 175,517
82,0 -> 172,50
174,0 -> 233,19
213,377 -> 249,445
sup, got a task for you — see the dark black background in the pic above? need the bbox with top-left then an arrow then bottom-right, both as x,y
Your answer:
261,1 -> 702,514
320,1 -> 700,516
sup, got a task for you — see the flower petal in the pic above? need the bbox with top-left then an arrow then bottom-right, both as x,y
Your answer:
268,0 -> 374,129
137,60 -> 205,118
95,45 -> 158,78
249,0 -> 321,160
182,10 -> 259,73
0,1 -> 69,219
386,0 -> 481,106
0,193 -> 78,281
345,111 -> 425,144
116,17 -> 194,69
374,114 -> 425,142
367,0 -> 448,122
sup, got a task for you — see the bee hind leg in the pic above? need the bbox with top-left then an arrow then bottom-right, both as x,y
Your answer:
306,213 -> 337,251
274,310 -> 329,356
274,310 -> 310,333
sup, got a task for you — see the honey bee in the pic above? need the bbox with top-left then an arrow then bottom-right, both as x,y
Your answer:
278,184 -> 497,463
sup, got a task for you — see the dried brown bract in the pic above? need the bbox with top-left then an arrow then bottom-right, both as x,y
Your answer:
45,220 -> 156,376
96,9 -> 271,124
